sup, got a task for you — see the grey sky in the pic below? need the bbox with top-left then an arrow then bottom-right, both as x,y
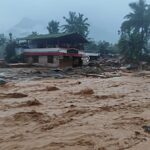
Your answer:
0,0 -> 150,42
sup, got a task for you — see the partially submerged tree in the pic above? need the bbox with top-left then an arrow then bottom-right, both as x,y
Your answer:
47,20 -> 60,34
119,0 -> 150,64
62,11 -> 90,37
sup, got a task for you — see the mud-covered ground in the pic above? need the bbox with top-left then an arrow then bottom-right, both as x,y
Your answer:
0,69 -> 150,150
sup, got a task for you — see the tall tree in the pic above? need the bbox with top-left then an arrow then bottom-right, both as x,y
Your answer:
119,0 -> 150,64
9,33 -> 12,41
31,32 -> 38,36
47,20 -> 60,34
98,41 -> 110,56
62,11 -> 90,37
0,34 -> 6,46
4,41 -> 17,63
118,33 -> 144,63
0,34 -> 6,59
85,41 -> 99,52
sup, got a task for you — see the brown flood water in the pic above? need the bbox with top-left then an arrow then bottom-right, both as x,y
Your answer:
0,72 -> 150,150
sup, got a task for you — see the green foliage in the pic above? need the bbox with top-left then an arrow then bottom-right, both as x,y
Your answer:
121,0 -> 150,36
0,34 -> 7,58
15,53 -> 25,63
98,41 -> 111,55
31,32 -> 38,36
62,11 -> 90,37
47,20 -> 60,34
0,35 -> 6,46
4,41 -> 17,63
85,40 -> 118,55
9,33 -> 12,41
85,41 -> 99,52
118,33 -> 145,63
119,0 -> 150,64
0,45 -> 6,59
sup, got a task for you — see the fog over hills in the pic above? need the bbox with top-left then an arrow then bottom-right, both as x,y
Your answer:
6,18 -> 48,38
6,17 -> 119,43
1,0 -> 150,43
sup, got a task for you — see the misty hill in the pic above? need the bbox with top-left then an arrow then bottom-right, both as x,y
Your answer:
7,18 -> 47,38
6,17 -> 118,42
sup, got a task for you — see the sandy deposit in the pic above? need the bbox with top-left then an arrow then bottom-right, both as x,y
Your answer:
0,71 -> 150,150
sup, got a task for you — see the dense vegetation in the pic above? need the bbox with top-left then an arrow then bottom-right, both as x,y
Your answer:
0,0 -> 150,65
47,11 -> 90,38
118,0 -> 150,64
47,20 -> 60,34
85,41 -> 118,56
0,34 -> 24,63
46,11 -> 117,55
0,35 -> 6,59
62,12 -> 90,38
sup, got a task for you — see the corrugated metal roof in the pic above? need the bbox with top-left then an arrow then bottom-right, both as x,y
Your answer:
18,32 -> 88,43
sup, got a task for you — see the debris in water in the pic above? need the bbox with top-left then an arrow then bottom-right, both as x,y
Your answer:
75,88 -> 94,95
13,110 -> 50,123
0,93 -> 28,98
46,86 -> 59,91
19,99 -> 42,107
142,126 -> 150,133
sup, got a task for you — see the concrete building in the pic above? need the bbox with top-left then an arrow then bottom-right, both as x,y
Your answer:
17,33 -> 88,68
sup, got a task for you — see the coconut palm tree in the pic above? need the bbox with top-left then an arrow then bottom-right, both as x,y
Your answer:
47,20 -> 60,34
62,11 -> 90,37
121,0 -> 150,39
119,0 -> 150,64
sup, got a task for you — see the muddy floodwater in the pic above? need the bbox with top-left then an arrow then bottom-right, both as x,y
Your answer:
0,71 -> 150,150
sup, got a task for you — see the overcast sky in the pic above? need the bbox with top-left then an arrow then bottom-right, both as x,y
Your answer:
0,0 -> 150,42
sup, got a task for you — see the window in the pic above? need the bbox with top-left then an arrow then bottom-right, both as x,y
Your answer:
32,56 -> 39,63
48,56 -> 54,63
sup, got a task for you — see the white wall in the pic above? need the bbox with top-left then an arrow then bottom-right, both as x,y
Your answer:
27,56 -> 33,64
39,56 -> 47,65
26,55 -> 60,67
52,56 -> 59,67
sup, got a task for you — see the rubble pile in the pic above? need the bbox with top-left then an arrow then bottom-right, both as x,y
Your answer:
0,65 -> 121,82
